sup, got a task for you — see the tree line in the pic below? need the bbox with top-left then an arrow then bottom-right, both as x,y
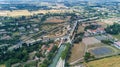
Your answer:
105,23 -> 120,35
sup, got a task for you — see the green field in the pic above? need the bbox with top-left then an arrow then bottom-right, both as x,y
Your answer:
112,34 -> 120,40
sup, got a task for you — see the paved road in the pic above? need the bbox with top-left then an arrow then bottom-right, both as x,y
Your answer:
56,58 -> 65,67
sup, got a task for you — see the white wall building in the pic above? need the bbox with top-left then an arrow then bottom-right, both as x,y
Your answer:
114,41 -> 120,49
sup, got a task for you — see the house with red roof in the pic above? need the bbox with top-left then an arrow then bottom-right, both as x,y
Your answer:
85,28 -> 105,36
45,44 -> 54,55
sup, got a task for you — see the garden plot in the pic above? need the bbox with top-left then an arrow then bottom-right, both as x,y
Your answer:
83,37 -> 101,45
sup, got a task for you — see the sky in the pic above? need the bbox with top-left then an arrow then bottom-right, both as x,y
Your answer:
0,0 -> 120,2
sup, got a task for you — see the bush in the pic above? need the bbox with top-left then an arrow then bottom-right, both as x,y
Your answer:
84,25 -> 98,31
84,52 -> 94,62
74,37 -> 82,43
101,40 -> 113,45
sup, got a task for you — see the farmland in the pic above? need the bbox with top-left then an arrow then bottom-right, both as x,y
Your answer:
41,23 -> 60,31
8,10 -> 32,17
45,16 -> 71,23
0,64 -> 5,67
77,25 -> 85,33
86,56 -> 120,67
101,17 -> 120,25
83,37 -> 101,45
0,9 -> 73,17
41,23 -> 68,38
68,42 -> 85,63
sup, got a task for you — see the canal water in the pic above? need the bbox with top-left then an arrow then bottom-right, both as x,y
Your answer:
49,45 -> 65,67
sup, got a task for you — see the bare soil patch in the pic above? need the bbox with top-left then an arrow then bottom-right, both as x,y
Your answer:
83,37 -> 101,45
100,17 -> 120,25
0,64 -> 5,67
68,42 -> 85,63
45,16 -> 71,23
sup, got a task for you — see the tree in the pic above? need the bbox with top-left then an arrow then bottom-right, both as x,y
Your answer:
40,59 -> 51,67
47,53 -> 54,60
84,24 -> 98,31
65,62 -> 70,67
35,52 -> 41,58
61,43 -> 70,60
5,61 -> 11,67
40,63 -> 47,67
74,36 -> 82,43
84,52 -> 94,62
101,40 -> 113,45
50,45 -> 57,53
105,23 -> 120,35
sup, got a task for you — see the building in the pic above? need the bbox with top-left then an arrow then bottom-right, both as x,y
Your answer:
45,44 -> 54,55
47,44 -> 54,52
85,28 -> 106,37
114,41 -> 120,49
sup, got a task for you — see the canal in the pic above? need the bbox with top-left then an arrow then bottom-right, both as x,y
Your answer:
49,44 -> 65,67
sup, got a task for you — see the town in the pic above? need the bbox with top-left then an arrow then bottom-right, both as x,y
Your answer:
0,0 -> 120,67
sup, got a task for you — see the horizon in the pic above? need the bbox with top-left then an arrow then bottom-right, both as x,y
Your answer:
0,0 -> 120,2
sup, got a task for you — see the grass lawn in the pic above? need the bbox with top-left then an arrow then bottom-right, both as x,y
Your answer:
68,42 -> 85,63
13,32 -> 20,36
29,51 -> 36,60
41,24 -> 59,31
112,34 -> 120,40
24,61 -> 37,67
0,64 -> 5,67
85,56 -> 120,67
